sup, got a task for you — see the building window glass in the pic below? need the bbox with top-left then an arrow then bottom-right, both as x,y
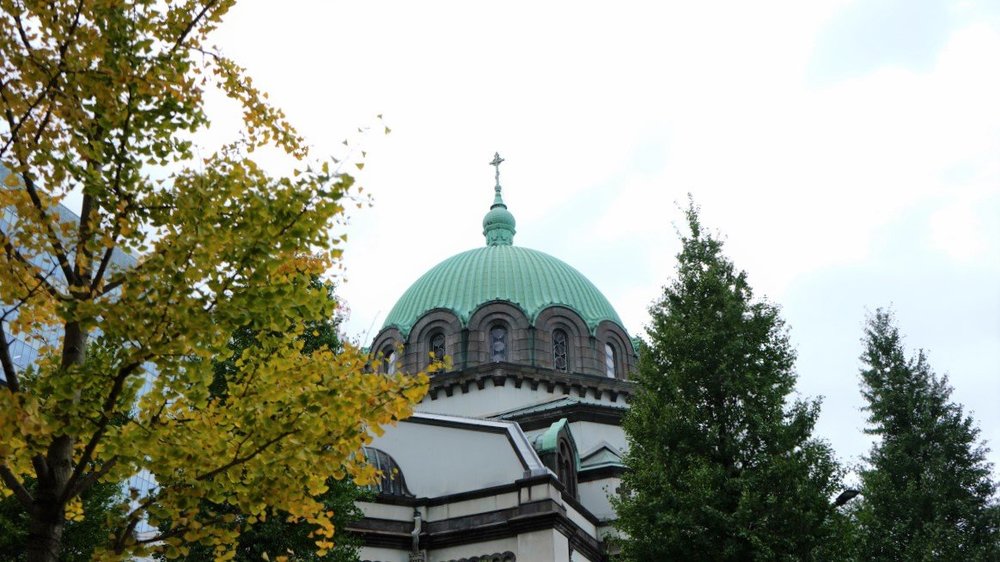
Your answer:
382,347 -> 397,375
430,332 -> 446,362
553,329 -> 568,372
490,326 -> 508,362
604,343 -> 616,378
362,448 -> 412,496
558,439 -> 577,498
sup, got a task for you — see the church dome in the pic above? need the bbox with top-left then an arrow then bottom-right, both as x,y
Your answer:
383,153 -> 623,336
374,153 -> 635,380
382,244 -> 623,336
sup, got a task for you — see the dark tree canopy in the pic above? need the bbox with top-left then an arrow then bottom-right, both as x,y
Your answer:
854,309 -> 1000,560
0,479 -> 124,562
614,202 -> 845,561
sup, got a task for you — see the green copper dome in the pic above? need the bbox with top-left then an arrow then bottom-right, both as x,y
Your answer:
382,244 -> 624,336
383,154 -> 624,336
383,153 -> 622,334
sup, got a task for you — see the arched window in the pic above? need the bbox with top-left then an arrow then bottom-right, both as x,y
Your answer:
490,325 -> 508,362
381,346 -> 397,375
557,439 -> 577,498
362,448 -> 412,496
430,332 -> 446,363
604,342 -> 617,378
552,329 -> 568,372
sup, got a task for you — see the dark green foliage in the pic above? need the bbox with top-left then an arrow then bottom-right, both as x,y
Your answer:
0,480 -> 124,562
614,202 -> 845,561
854,309 -> 1000,561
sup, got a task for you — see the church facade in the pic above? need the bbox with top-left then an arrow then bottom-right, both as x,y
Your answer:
351,155 -> 636,562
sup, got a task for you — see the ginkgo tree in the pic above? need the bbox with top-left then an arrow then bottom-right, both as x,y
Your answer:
0,2 -> 427,562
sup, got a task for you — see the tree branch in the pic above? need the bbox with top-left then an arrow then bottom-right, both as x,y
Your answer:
88,88 -> 137,295
137,525 -> 186,545
31,454 -> 48,485
0,464 -> 34,513
61,359 -> 145,503
1,3 -> 86,278
1,0 -> 85,158
67,455 -> 118,499
19,173 -> 77,286
99,240 -> 173,296
12,9 -> 39,58
0,320 -> 21,392
195,427 -> 300,484
0,230 -> 62,300
169,0 -> 222,54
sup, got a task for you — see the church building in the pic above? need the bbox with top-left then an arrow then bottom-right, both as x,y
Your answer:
352,155 -> 637,562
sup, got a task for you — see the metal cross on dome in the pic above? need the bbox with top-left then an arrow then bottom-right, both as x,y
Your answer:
489,152 -> 504,192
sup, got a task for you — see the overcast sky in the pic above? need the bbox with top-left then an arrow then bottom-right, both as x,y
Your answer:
205,0 -> 1000,477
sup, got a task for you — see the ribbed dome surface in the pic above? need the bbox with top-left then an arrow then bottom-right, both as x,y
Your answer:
383,245 -> 623,336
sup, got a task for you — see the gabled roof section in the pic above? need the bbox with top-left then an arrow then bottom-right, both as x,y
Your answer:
579,441 -> 624,470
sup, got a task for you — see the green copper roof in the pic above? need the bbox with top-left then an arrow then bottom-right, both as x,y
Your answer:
382,245 -> 624,335
533,418 -> 570,454
382,154 -> 623,336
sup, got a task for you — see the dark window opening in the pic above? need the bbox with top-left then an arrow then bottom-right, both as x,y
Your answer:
430,332 -> 446,362
604,342 -> 617,378
362,447 -> 412,496
557,439 -> 577,498
490,326 -> 508,362
553,329 -> 568,372
381,346 -> 397,375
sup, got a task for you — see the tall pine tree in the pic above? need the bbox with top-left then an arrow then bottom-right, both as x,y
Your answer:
614,203 -> 844,560
855,309 -> 999,560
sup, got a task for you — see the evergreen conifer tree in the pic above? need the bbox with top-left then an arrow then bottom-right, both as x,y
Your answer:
614,203 -> 845,560
855,309 -> 999,560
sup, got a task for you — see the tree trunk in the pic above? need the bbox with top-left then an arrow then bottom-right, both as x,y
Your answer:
26,484 -> 66,562
26,321 -> 87,562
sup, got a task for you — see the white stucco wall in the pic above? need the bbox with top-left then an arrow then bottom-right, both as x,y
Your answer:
359,546 -> 408,562
516,528 -> 572,562
564,501 -> 598,537
426,490 -> 519,521
358,501 -> 414,522
578,477 -> 620,522
569,548 -> 598,562
358,531 -> 588,562
369,419 -> 527,497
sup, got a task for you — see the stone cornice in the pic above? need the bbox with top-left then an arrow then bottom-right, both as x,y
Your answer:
498,401 -> 627,432
426,363 -> 635,404
351,499 -> 604,562
350,473 -> 607,561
